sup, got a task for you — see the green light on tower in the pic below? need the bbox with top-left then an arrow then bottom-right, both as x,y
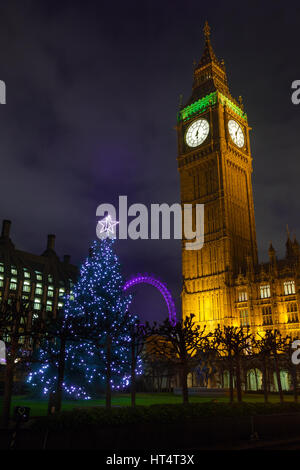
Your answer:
178,91 -> 247,123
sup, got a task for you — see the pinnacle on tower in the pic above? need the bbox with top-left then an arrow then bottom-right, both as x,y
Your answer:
203,21 -> 211,41
286,225 -> 294,259
293,234 -> 300,246
196,21 -> 223,69
268,242 -> 276,265
268,242 -> 275,254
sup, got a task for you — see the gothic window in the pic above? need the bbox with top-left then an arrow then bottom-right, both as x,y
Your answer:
260,285 -> 271,299
238,291 -> 248,302
240,309 -> 249,327
262,306 -> 272,325
284,280 -> 296,296
287,303 -> 298,323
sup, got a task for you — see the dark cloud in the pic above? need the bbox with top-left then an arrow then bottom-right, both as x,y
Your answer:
0,0 -> 299,321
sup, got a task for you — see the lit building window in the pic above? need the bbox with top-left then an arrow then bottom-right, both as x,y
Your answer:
11,266 -> 17,276
239,309 -> 249,327
34,298 -> 41,310
238,291 -> 248,302
46,300 -> 52,311
262,306 -> 272,325
48,274 -> 53,283
58,302 -> 63,308
0,263 -> 4,273
0,274 -> 4,288
35,283 -> 43,296
35,271 -> 42,281
287,303 -> 298,323
23,268 -> 30,279
260,285 -> 271,299
9,278 -> 17,290
284,280 -> 296,296
23,280 -> 31,292
47,285 -> 54,297
59,287 -> 65,297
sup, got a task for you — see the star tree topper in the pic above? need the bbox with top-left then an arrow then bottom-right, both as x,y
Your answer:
97,215 -> 119,239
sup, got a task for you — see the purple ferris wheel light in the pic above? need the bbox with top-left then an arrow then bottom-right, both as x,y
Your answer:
123,274 -> 177,325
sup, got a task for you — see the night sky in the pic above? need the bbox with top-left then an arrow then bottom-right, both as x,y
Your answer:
0,1 -> 299,323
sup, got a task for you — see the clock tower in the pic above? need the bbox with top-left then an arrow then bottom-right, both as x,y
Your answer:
177,22 -> 258,330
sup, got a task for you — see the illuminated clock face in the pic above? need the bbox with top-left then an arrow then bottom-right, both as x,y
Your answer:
228,119 -> 245,148
185,119 -> 209,148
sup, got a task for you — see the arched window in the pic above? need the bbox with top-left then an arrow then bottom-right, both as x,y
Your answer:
273,371 -> 290,391
247,369 -> 262,391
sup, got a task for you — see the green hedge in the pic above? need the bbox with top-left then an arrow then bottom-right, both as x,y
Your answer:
31,402 -> 300,431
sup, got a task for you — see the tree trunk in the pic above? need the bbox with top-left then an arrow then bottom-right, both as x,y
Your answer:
229,358 -> 234,403
262,356 -> 268,403
159,372 -> 163,392
181,364 -> 189,404
2,337 -> 18,428
235,356 -> 242,402
130,341 -> 136,408
2,358 -> 14,428
254,368 -> 259,391
106,335 -> 112,409
55,336 -> 66,412
292,364 -> 298,402
274,354 -> 284,403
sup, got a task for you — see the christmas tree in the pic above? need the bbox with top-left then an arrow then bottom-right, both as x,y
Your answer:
28,217 -> 142,401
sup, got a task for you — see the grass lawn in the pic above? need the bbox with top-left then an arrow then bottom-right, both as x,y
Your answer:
0,392 -> 296,417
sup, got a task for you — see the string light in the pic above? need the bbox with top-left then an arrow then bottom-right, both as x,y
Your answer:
28,227 -> 142,399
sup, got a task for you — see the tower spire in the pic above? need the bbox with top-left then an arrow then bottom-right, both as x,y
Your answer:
186,22 -> 230,105
197,21 -> 220,68
203,21 -> 211,42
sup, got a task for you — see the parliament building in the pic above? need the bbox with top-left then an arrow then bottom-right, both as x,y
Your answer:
177,23 -> 300,340
0,219 -> 77,314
